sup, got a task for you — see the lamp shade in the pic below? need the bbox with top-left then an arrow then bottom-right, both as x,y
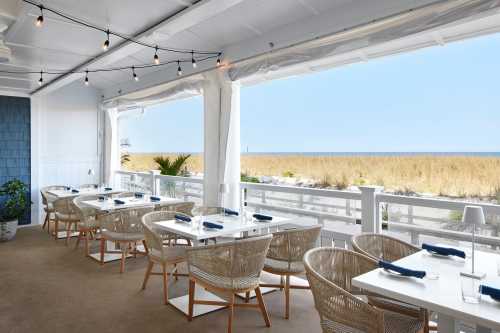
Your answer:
462,206 -> 485,226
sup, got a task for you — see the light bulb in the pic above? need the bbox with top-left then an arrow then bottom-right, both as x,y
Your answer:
35,6 -> 43,27
191,51 -> 197,68
84,71 -> 89,86
153,46 -> 160,64
38,71 -> 43,86
177,62 -> 182,76
132,67 -> 139,81
102,30 -> 110,51
216,57 -> 221,67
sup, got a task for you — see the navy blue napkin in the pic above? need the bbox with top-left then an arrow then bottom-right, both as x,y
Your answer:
65,186 -> 71,190
150,196 -> 161,202
422,243 -> 466,258
479,285 -> 500,301
224,208 -> 239,216
98,196 -> 106,202
93,185 -> 99,189
175,214 -> 191,223
104,187 -> 112,191
379,260 -> 426,279
114,199 -> 125,205
71,189 -> 79,193
203,221 -> 223,229
253,213 -> 273,221
134,192 -> 144,198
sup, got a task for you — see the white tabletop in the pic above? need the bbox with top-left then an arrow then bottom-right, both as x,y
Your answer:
352,249 -> 500,331
82,195 -> 183,211
47,187 -> 122,198
154,214 -> 291,241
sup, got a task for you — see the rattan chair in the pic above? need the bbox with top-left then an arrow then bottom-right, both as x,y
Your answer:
53,197 -> 80,244
40,185 -> 67,234
351,233 -> 432,332
186,235 -> 273,333
141,211 -> 190,304
260,225 -> 322,319
304,247 -> 425,333
99,206 -> 154,273
73,195 -> 102,256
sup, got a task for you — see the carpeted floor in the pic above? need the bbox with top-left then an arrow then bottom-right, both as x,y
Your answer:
0,226 -> 322,333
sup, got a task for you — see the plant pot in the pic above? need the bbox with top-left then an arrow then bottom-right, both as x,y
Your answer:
0,219 -> 17,241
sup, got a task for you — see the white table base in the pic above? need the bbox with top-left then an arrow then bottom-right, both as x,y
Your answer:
169,288 -> 226,317
236,273 -> 309,299
88,241 -> 138,263
55,230 -> 79,239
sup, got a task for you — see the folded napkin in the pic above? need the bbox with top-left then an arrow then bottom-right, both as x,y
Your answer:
104,187 -> 112,191
71,189 -> 79,193
422,243 -> 466,259
150,196 -> 161,202
223,208 -> 239,216
175,214 -> 191,223
114,199 -> 125,205
134,192 -> 144,198
203,221 -> 223,230
65,186 -> 71,190
379,260 -> 426,279
98,196 -> 106,201
93,185 -> 99,189
479,285 -> 500,301
253,213 -> 273,221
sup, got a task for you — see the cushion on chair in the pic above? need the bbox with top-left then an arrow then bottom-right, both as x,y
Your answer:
264,257 -> 305,274
55,212 -> 79,223
190,266 -> 260,291
150,247 -> 186,263
101,230 -> 144,242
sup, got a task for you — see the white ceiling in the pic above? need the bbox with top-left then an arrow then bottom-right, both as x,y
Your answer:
0,0 -> 497,97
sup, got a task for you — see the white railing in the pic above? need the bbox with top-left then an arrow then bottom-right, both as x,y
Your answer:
114,170 -> 500,249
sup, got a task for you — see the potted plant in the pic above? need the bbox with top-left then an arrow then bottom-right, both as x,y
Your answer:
0,179 -> 30,241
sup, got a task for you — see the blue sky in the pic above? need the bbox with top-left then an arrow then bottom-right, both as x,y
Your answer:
120,33 -> 500,153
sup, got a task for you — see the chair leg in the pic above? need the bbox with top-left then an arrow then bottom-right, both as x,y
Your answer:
42,213 -> 48,230
75,231 -> 82,249
285,275 -> 290,319
84,231 -> 90,256
120,246 -> 128,273
54,220 -> 59,240
255,287 -> 271,327
188,279 -> 195,321
65,223 -> 71,246
162,263 -> 169,305
142,240 -> 149,254
100,237 -> 105,265
174,264 -> 178,281
142,260 -> 154,290
245,291 -> 250,303
227,293 -> 235,333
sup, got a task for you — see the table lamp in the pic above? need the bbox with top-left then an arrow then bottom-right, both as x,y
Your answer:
460,205 -> 486,279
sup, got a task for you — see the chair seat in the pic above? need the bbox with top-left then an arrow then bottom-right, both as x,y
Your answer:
368,296 -> 422,318
321,310 -> 423,333
55,212 -> 79,223
101,230 -> 144,242
264,257 -> 304,274
150,247 -> 186,263
190,266 -> 260,291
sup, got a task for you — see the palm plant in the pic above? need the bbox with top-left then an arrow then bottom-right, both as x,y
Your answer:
154,154 -> 191,176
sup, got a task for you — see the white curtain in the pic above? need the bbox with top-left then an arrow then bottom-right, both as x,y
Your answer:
228,0 -> 500,81
203,72 -> 241,209
102,78 -> 204,111
103,107 -> 119,186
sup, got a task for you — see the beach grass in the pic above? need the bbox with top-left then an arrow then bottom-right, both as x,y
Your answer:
123,153 -> 500,198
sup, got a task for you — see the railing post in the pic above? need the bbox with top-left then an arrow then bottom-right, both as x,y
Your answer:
150,170 -> 160,196
359,186 -> 383,233
298,193 -> 304,208
182,181 -> 187,201
346,199 -> 352,216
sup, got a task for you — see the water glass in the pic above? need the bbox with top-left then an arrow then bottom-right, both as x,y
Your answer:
461,275 -> 480,303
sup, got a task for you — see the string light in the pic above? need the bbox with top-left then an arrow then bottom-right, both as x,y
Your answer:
102,29 -> 110,51
84,70 -> 89,86
35,5 -> 44,27
132,66 -> 139,81
216,53 -> 221,67
177,61 -> 182,76
191,51 -> 197,68
38,71 -> 43,86
153,46 -> 160,65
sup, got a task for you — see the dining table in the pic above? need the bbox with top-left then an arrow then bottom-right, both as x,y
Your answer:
46,186 -> 123,198
352,248 -> 500,333
154,213 -> 298,317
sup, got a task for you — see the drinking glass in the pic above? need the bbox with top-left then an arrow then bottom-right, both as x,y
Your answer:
461,275 -> 480,303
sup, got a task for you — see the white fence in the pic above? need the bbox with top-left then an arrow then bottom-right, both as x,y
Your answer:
115,170 -> 500,249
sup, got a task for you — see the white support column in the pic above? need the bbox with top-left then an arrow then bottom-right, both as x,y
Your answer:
359,186 -> 383,233
202,71 -> 241,209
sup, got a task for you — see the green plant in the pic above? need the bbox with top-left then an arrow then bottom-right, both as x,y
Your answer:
0,179 -> 30,222
282,170 -> 295,178
334,174 -> 349,190
241,173 -> 260,183
121,153 -> 131,165
154,154 -> 191,176
449,211 -> 463,222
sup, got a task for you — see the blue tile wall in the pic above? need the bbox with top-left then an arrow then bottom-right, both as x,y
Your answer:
0,96 -> 31,225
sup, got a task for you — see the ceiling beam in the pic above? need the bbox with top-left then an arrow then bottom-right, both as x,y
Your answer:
32,0 -> 245,96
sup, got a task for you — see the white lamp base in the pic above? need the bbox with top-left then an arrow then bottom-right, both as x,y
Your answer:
460,271 -> 486,279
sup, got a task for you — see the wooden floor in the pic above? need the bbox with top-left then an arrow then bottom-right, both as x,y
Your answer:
0,226 -> 322,333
